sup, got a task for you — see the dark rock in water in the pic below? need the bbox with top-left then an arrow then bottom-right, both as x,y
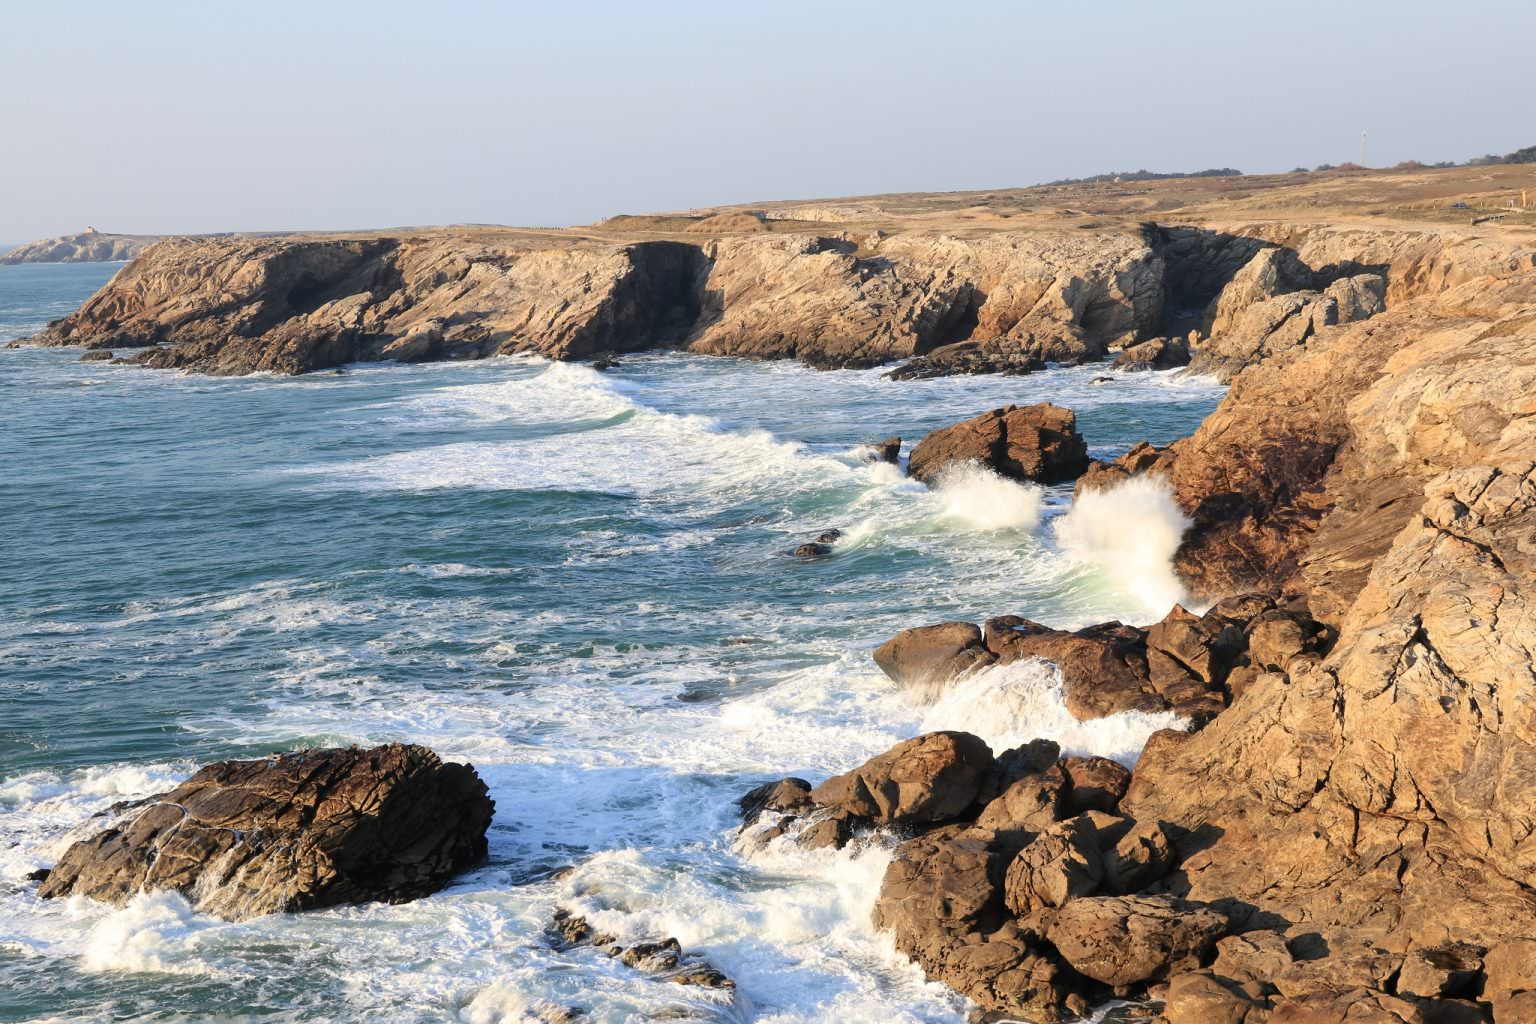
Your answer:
815,529 -> 842,544
588,932 -> 736,991
38,743 -> 494,919
79,349 -> 113,362
590,355 -> 618,370
736,777 -> 812,825
24,867 -> 51,883
906,403 -> 1088,486
867,437 -> 902,464
551,908 -> 616,948
793,542 -> 833,558
885,343 -> 1046,380
811,731 -> 994,825
872,620 -> 995,693
1113,336 -> 1191,372
1091,375 -> 1114,386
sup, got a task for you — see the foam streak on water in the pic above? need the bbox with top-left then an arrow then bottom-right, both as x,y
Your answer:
0,263 -> 1227,1023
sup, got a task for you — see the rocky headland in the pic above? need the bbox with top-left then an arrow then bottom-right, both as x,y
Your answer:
2,228 -> 162,265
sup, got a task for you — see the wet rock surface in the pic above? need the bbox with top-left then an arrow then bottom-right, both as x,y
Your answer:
906,403 -> 1089,486
38,744 -> 494,919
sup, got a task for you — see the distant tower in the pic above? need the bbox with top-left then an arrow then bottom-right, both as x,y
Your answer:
1360,130 -> 1367,167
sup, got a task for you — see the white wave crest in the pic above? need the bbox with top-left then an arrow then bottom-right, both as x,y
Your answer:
1053,475 -> 1191,616
930,463 -> 1044,532
918,658 -> 1185,766
81,891 -> 219,973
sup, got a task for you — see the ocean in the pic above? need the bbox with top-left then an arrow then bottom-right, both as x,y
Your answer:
0,261 -> 1224,1023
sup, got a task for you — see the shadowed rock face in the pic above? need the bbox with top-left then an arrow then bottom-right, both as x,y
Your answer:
39,744 -> 494,920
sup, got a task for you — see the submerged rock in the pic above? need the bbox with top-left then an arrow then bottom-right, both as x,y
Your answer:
39,744 -> 494,919
906,403 -> 1089,486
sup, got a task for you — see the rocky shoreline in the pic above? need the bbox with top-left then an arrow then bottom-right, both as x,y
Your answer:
14,181 -> 1536,1021
729,217 -> 1536,1020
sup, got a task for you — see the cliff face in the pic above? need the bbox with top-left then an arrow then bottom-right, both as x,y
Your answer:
16,228 -> 1167,375
1,230 -> 161,265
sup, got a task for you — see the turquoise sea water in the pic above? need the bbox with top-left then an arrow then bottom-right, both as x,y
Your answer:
0,262 -> 1224,1024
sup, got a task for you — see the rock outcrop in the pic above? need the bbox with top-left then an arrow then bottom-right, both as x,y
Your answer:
906,403 -> 1088,486
15,227 -> 1166,376
873,597 -> 1317,724
2,229 -> 161,264
39,744 -> 494,919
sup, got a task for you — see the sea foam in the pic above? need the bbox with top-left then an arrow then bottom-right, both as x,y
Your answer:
931,463 -> 1044,532
1053,475 -> 1192,616
919,658 -> 1185,766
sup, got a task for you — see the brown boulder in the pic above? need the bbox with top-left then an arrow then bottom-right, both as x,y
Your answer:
1163,969 -> 1263,1024
1395,942 -> 1483,1000
811,731 -> 994,825
1100,819 -> 1175,894
1268,989 -> 1425,1024
39,744 -> 494,919
873,826 -> 1087,1021
906,403 -> 1088,486
1483,938 -> 1536,1022
1061,756 -> 1132,815
1002,816 -> 1103,918
872,621 -> 994,693
736,777 -> 812,825
976,762 -> 1070,844
1045,894 -> 1228,987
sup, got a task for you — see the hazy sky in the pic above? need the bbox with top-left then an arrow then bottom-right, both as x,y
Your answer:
3,0 -> 1532,242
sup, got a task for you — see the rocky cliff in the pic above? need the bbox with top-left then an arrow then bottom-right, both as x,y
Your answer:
14,227 -> 1169,375
1,229 -> 162,264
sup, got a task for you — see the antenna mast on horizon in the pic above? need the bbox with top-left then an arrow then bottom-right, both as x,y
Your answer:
1361,130 -> 1367,167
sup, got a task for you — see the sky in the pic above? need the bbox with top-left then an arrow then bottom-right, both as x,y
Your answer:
2,0 -> 1533,242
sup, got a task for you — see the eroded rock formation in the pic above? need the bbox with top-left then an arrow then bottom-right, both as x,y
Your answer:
39,744 -> 494,919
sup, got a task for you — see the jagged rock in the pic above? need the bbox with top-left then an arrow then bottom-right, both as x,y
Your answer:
1482,938 -> 1536,1022
983,738 -> 1064,801
885,342 -> 1046,379
1061,756 -> 1132,815
1099,819 -> 1174,894
906,403 -> 1088,485
736,777 -> 812,825
984,617 -> 1157,719
1045,894 -> 1228,987
1113,335 -> 1190,371
1211,929 -> 1294,985
1074,441 -> 1170,496
39,744 -> 493,919
24,868 -> 50,883
1267,989 -> 1426,1024
792,542 -> 833,558
79,349 -> 114,362
874,825 -> 1087,1022
866,437 -> 902,463
975,762 -> 1069,844
1163,969 -> 1263,1024
1395,942 -> 1483,1000
872,621 -> 994,692
811,731 -> 994,825
1002,816 -> 1103,918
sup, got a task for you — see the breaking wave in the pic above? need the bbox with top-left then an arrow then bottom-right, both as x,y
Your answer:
1053,475 -> 1193,617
